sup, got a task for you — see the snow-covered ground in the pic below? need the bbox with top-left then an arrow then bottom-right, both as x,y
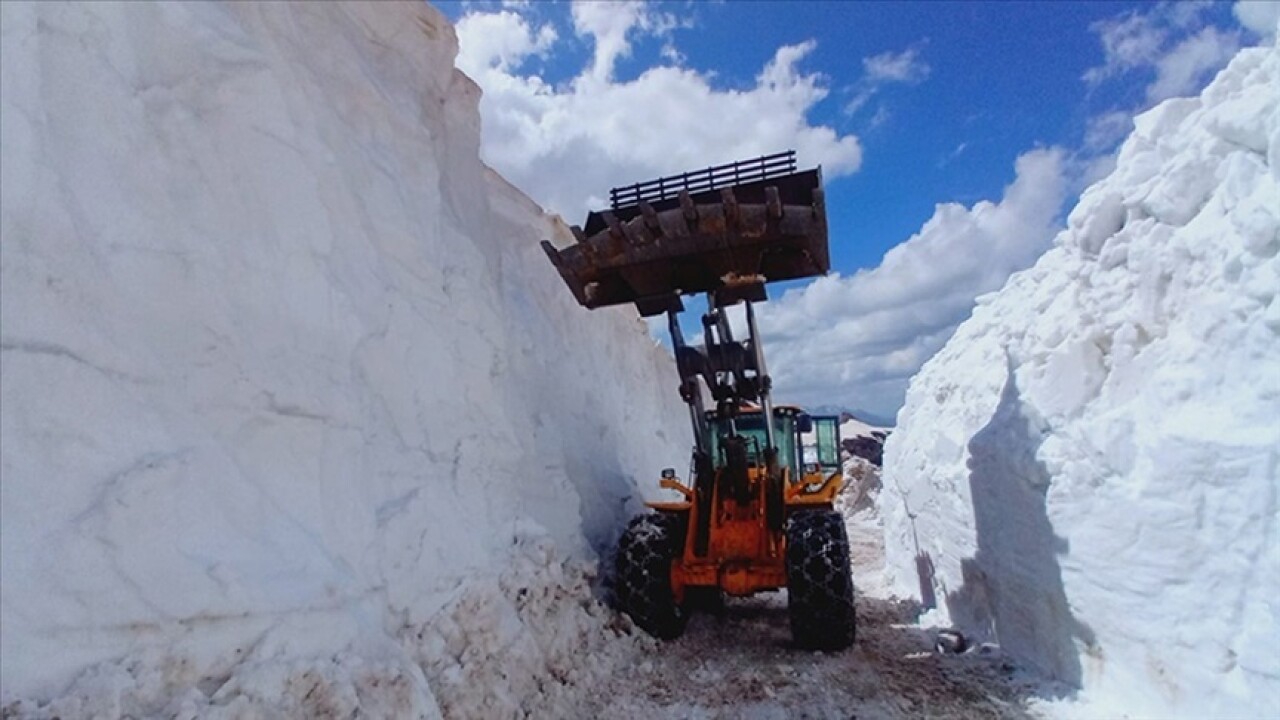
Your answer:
882,40 -> 1279,719
0,2 -> 689,716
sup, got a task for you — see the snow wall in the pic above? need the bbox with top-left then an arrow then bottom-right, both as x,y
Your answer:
882,43 -> 1279,719
0,2 -> 689,716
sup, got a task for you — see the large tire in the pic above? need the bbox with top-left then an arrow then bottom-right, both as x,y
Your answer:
615,512 -> 687,639
785,510 -> 856,650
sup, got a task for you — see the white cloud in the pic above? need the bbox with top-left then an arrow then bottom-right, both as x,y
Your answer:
751,148 -> 1070,418
455,1 -> 861,220
1234,0 -> 1280,38
1077,111 -> 1131,186
863,46 -> 931,84
1079,3 -> 1243,164
1082,2 -> 1240,98
866,105 -> 891,131
1146,25 -> 1241,102
1082,11 -> 1167,86
1083,110 -> 1132,153
572,0 -> 648,82
844,89 -> 875,117
844,43 -> 930,117
455,10 -> 557,74
660,40 -> 684,65
1165,0 -> 1215,29
937,141 -> 969,169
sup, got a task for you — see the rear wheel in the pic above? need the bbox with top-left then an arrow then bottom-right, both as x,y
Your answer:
615,512 -> 687,639
785,509 -> 856,650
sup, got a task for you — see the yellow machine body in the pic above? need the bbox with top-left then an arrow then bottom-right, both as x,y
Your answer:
645,406 -> 844,602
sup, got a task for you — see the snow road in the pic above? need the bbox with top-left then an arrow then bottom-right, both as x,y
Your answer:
589,502 -> 1044,720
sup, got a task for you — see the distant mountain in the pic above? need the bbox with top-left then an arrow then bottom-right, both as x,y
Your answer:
805,404 -> 895,428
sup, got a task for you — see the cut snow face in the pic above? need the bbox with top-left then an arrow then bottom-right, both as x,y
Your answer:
0,2 -> 688,715
882,39 -> 1279,719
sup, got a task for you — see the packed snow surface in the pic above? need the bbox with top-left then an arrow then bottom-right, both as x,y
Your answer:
882,42 -> 1280,718
0,2 -> 689,716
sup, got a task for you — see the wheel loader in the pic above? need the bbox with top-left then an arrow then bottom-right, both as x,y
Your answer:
542,151 -> 856,649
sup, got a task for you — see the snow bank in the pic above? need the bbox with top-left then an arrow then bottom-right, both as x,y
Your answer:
882,41 -> 1279,718
0,2 -> 686,715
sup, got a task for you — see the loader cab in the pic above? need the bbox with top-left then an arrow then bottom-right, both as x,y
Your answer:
705,408 -> 798,476
704,407 -> 840,480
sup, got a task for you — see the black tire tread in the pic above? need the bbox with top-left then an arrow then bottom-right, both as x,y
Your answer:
615,512 -> 687,640
785,509 -> 856,650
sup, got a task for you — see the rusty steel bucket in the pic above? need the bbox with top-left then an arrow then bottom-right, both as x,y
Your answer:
542,152 -> 830,316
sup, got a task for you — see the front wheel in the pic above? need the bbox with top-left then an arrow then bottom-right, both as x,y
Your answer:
615,513 -> 687,639
785,509 -> 856,650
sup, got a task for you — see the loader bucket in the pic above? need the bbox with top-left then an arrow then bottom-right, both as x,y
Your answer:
542,151 -> 829,316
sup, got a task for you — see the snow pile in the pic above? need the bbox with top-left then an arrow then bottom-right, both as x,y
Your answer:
882,41 -> 1279,718
841,415 -> 890,466
0,2 -> 686,716
839,454 -> 882,516
841,416 -> 889,442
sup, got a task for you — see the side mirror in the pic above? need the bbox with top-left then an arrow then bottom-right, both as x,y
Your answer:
797,414 -> 813,433
661,468 -> 676,479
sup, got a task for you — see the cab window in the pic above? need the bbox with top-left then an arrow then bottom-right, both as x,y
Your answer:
706,412 -> 798,476
813,416 -> 841,470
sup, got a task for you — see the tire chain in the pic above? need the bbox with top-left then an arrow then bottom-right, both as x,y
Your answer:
785,509 -> 856,649
615,513 -> 687,639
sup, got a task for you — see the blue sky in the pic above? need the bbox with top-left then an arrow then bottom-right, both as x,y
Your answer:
438,0 -> 1275,418
605,1 -> 1226,273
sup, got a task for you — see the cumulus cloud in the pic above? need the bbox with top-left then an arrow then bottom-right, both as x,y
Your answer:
570,0 -> 684,83
455,10 -> 557,72
455,1 -> 861,221
845,44 -> 930,116
751,148 -> 1070,418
